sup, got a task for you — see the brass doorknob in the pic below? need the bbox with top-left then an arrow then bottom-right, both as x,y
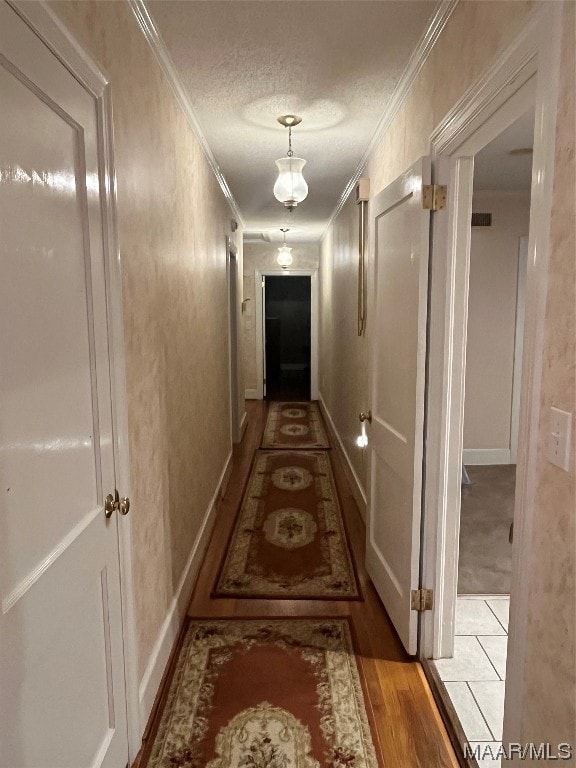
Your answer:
104,493 -> 117,519
359,410 -> 372,424
119,496 -> 131,515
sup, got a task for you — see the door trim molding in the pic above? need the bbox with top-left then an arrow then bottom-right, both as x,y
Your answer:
7,0 -> 106,92
226,238 -> 242,444
510,236 -> 529,464
255,269 -> 319,401
7,1 -> 142,759
421,2 -> 563,752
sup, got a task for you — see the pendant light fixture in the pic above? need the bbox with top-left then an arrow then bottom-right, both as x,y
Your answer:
273,115 -> 308,212
276,228 -> 293,269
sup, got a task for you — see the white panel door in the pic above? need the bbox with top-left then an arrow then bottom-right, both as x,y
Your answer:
0,4 -> 128,767
365,157 -> 432,655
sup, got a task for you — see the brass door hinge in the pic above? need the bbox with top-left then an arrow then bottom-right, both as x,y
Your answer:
411,588 -> 434,612
422,184 -> 447,211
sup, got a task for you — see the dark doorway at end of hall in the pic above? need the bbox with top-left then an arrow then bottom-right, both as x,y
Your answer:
264,275 -> 311,401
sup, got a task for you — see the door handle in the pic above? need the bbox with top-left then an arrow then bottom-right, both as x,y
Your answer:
104,490 -> 130,518
359,410 -> 372,424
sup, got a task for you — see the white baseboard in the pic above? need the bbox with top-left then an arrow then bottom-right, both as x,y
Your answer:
239,411 -> 248,438
245,388 -> 258,399
138,449 -> 233,725
463,448 -> 512,465
318,393 -> 367,520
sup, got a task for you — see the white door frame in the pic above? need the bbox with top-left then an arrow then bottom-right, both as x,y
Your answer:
227,238 -> 242,443
255,268 -> 319,401
8,1 -> 141,759
510,235 -> 529,464
420,0 -> 562,748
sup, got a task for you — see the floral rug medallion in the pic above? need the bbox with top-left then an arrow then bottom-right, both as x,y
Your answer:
263,508 -> 318,549
214,451 -> 360,599
283,407 -> 307,419
271,466 -> 313,491
262,402 -> 329,449
281,424 -> 310,438
208,702 -> 318,768
147,619 -> 381,768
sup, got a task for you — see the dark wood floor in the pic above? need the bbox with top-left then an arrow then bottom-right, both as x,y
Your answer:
185,400 -> 458,768
265,369 -> 311,401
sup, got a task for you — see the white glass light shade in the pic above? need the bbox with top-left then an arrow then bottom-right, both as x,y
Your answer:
273,157 -> 308,208
276,245 -> 293,268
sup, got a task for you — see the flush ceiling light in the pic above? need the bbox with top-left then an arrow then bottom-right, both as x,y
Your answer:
277,228 -> 293,269
273,115 -> 308,212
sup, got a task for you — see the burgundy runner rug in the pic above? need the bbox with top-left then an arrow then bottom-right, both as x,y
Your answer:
262,402 -> 330,449
147,618 -> 381,768
214,450 -> 360,599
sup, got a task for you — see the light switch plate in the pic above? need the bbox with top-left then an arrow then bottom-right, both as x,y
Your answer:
548,407 -> 573,471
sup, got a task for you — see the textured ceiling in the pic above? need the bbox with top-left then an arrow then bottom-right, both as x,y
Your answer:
474,110 -> 535,192
146,0 -> 438,241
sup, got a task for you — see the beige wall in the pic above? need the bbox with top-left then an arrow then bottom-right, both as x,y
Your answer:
243,240 -> 319,393
319,197 -> 369,497
464,191 -> 530,453
319,0 -> 574,749
49,0 -> 241,687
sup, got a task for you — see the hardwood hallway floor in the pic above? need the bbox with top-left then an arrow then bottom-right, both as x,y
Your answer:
179,400 -> 459,768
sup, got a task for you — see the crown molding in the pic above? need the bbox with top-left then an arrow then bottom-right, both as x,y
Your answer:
322,0 -> 459,238
128,0 -> 245,228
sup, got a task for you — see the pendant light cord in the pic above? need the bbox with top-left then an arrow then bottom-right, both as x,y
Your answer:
287,126 -> 293,157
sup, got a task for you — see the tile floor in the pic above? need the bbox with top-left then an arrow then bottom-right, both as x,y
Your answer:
433,596 -> 510,767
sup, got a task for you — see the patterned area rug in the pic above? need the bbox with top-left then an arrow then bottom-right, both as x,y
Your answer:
214,450 -> 360,599
147,618 -> 381,768
262,402 -> 330,449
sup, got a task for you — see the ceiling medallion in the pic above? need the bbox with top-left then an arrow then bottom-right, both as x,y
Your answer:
273,115 -> 308,212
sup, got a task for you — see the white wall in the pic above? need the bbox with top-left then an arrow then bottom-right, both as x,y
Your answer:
463,191 -> 530,464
